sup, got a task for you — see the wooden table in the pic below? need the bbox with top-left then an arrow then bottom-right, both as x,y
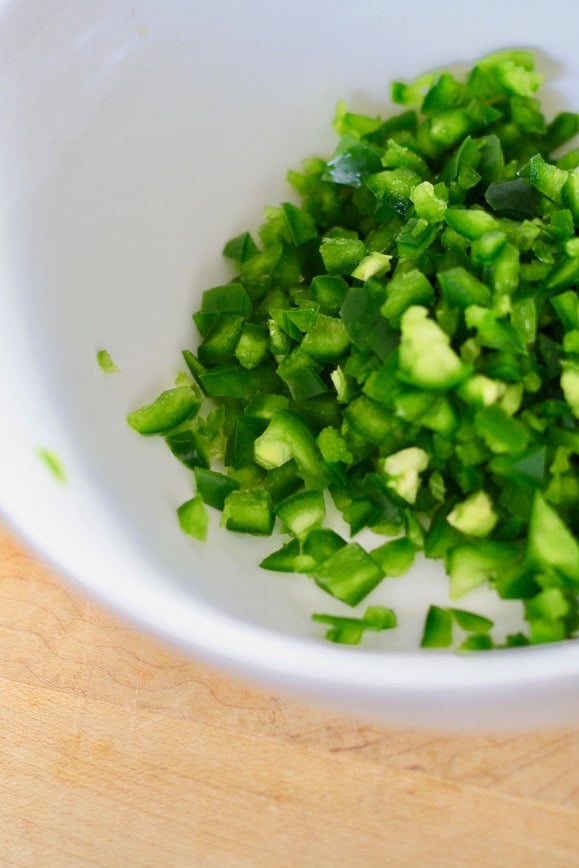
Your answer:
2,525 -> 579,867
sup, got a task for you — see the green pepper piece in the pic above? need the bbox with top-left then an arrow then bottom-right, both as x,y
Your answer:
263,460 -> 302,505
165,422 -> 210,470
300,314 -> 351,362
351,252 -> 392,281
382,446 -> 429,505
490,243 -> 520,297
380,269 -> 435,325
446,540 -> 521,599
519,154 -> 568,203
340,285 -> 398,361
198,315 -> 245,366
276,349 -> 328,401
254,410 -> 328,486
382,139 -> 429,174
222,231 -> 259,263
546,112 -> 579,152
127,387 -> 202,436
562,172 -> 579,224
429,110 -> 476,148
344,395 -> 396,445
527,493 -> 579,585
303,528 -> 347,565
292,394 -> 341,431
437,267 -> 491,308
276,489 -> 326,540
451,608 -> 494,632
323,134 -> 383,187
424,506 -> 461,559
193,467 -> 240,511
458,634 -> 494,652
398,306 -> 468,390
359,474 -> 406,535
422,72 -> 466,114
549,209 -> 575,241
446,490 -> 497,538
244,393 -> 290,420
440,134 -> 481,187
528,619 -> 567,645
525,587 -> 571,621
239,244 -> 284,301
477,134 -> 504,183
222,489 -> 274,536
485,178 -> 539,219
196,282 -> 252,335
177,496 -> 209,541
543,256 -> 579,293
396,218 -> 438,259
410,181 -> 448,222
199,362 -> 281,400
444,208 -> 498,240
312,542 -> 385,606
465,306 -> 526,354
235,323 -> 270,370
420,605 -> 453,648
332,101 -> 382,138
370,537 -> 416,576
310,275 -> 349,314
317,427 -> 353,464
96,349 -> 119,374
312,606 -> 397,645
474,405 -> 529,455
260,539 -> 305,572
182,350 -> 207,391
391,72 -> 437,107
281,202 -> 318,245
36,448 -> 67,484
320,236 -> 366,274
225,416 -> 267,470
365,167 -> 423,215
488,447 -> 545,485
494,561 -> 539,600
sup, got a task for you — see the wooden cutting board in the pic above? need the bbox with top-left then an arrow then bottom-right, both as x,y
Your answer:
1,523 -> 579,867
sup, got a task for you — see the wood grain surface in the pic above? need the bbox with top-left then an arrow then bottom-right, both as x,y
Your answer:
2,524 -> 579,867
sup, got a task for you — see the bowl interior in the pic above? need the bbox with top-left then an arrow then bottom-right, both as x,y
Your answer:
1,0 -> 579,726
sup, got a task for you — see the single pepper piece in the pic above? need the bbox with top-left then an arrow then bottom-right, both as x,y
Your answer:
127,387 -> 202,436
398,306 -> 468,390
222,490 -> 275,536
177,496 -> 209,541
311,543 -> 386,606
253,410 -> 329,487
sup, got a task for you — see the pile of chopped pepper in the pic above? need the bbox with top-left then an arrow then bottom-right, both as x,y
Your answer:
128,49 -> 579,649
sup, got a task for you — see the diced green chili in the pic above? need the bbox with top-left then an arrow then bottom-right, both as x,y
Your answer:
222,489 -> 275,536
276,489 -> 326,540
127,387 -> 202,436
370,537 -> 417,576
193,467 -> 239,511
420,605 -> 453,648
312,542 -> 385,606
177,496 -> 209,541
312,606 -> 397,645
129,50 -> 579,650
97,349 -> 120,374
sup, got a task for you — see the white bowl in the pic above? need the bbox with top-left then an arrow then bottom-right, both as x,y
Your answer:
1,0 -> 578,729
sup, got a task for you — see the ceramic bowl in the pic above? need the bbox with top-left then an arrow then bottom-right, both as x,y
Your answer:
1,0 -> 578,728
